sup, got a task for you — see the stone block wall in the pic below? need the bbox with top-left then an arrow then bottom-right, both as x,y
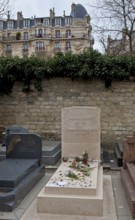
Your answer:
0,78 -> 135,149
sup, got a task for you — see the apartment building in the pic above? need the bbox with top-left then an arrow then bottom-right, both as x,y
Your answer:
0,3 -> 93,58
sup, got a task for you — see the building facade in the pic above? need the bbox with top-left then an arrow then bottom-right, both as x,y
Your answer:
0,3 -> 93,58
107,30 -> 135,56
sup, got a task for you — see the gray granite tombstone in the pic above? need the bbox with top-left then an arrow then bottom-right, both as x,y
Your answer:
0,133 -> 45,212
6,133 -> 42,163
2,126 -> 29,147
6,126 -> 29,136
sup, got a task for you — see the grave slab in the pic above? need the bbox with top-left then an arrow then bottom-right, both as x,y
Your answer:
45,161 -> 99,196
37,106 -> 103,216
37,166 -> 103,216
21,175 -> 116,220
42,141 -> 61,165
0,159 -> 39,188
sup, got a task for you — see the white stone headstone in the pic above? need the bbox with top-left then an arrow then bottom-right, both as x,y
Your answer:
62,106 -> 100,160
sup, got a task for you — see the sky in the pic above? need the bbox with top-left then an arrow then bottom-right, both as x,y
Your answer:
12,0 -> 101,51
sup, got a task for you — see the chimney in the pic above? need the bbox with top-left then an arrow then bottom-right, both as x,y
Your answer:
53,8 -> 55,18
7,11 -> 10,20
17,11 -> 23,20
71,3 -> 76,13
50,8 -> 55,19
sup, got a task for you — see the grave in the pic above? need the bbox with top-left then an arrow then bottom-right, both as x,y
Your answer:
37,107 -> 103,216
0,140 -> 61,165
0,126 -> 61,165
121,131 -> 135,218
114,141 -> 123,167
1,126 -> 29,147
42,141 -> 61,165
0,133 -> 45,212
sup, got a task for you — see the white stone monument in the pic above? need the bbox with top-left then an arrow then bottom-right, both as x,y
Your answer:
37,106 -> 103,216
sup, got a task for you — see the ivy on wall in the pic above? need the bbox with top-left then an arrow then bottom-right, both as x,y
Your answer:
0,49 -> 135,94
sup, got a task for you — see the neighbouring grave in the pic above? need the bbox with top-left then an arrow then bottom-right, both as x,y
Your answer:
1,126 -> 29,147
114,141 -> 123,167
0,133 -> 45,211
121,131 -> 135,218
0,140 -> 61,165
42,140 -> 61,165
37,107 -> 103,216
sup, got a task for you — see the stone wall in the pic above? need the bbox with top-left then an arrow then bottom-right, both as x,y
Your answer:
0,78 -> 135,149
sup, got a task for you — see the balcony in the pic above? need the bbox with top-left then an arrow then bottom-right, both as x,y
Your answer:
1,33 -> 89,43
31,34 -> 51,39
35,47 -> 45,52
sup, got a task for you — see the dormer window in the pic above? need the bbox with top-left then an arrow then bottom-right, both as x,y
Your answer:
65,17 -> 72,26
7,21 -> 14,29
23,20 -> 30,28
43,18 -> 49,26
55,18 -> 61,26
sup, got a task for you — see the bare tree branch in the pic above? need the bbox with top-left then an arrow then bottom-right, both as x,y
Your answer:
88,0 -> 135,55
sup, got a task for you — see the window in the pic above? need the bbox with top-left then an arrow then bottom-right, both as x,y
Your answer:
54,42 -> 61,52
66,30 -> 71,38
36,42 -> 44,51
22,43 -> 28,53
55,30 -> 60,38
23,20 -> 30,28
7,33 -> 11,38
43,18 -> 49,26
65,41 -> 71,50
23,43 -> 28,49
24,32 -> 28,40
65,17 -> 71,25
0,21 -> 3,29
55,18 -> 61,26
6,44 -> 12,53
7,21 -> 14,29
37,29 -> 43,37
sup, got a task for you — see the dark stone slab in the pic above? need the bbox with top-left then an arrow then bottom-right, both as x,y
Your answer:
2,127 -> 29,147
0,165 -> 45,211
6,126 -> 29,135
101,150 -> 111,170
42,150 -> 61,165
6,134 -> 42,162
0,140 -> 61,165
0,133 -> 45,212
114,143 -> 123,167
42,141 -> 61,165
0,159 -> 39,188
117,141 -> 123,157
42,141 -> 61,156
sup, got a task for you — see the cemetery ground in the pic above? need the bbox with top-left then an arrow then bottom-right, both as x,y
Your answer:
0,106 -> 134,220
0,147 -> 133,220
